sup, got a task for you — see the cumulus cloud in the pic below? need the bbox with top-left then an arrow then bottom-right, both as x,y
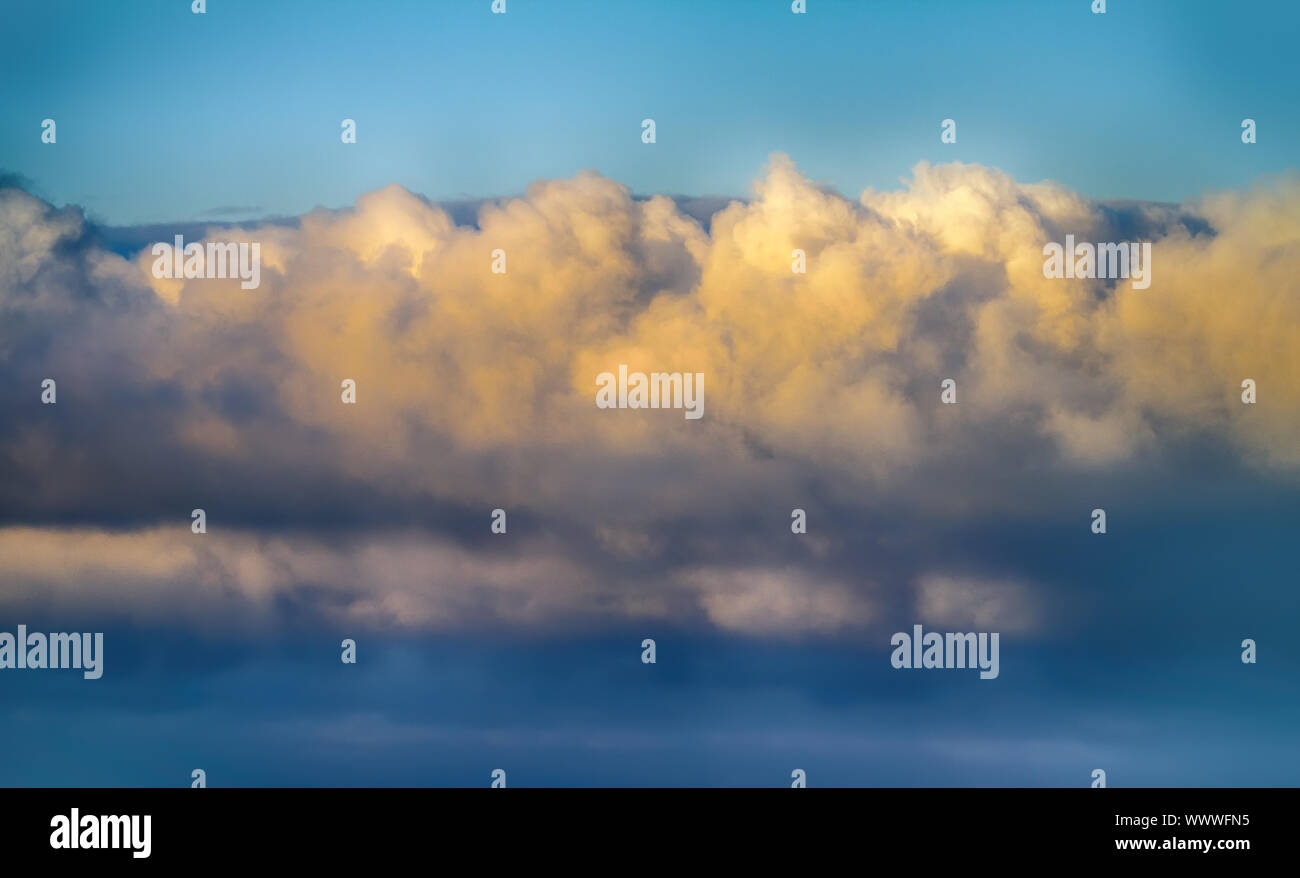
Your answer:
1,155 -> 1296,635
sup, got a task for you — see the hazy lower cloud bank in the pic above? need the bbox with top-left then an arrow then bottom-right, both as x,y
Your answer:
1,154 -> 1297,636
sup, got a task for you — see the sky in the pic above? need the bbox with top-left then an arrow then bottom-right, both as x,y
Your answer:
1,0 -> 1298,787
1,0 -> 1298,224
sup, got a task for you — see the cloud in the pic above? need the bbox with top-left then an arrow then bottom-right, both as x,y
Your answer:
200,206 -> 264,218
0,526 -> 660,630
1,156 -> 1297,635
679,566 -> 874,635
916,574 -> 1040,633
0,525 -> 866,636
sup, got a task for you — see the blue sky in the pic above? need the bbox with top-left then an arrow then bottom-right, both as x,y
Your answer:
2,0 -> 1297,224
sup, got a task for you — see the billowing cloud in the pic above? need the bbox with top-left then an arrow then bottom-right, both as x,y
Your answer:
1,155 -> 1296,634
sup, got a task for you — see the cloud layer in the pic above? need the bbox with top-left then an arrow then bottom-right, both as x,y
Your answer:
2,155 -> 1297,636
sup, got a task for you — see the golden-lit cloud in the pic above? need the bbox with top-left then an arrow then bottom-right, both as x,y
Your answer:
2,155 -> 1297,633
118,154 -> 1300,478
